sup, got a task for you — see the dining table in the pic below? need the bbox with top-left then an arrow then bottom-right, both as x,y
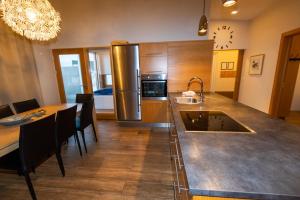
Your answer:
0,103 -> 81,158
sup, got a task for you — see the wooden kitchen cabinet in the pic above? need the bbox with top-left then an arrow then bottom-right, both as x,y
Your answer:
139,42 -> 168,74
140,56 -> 167,74
140,42 -> 167,57
141,100 -> 168,123
167,40 -> 214,92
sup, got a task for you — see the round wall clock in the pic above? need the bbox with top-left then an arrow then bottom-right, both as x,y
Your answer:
213,25 -> 234,49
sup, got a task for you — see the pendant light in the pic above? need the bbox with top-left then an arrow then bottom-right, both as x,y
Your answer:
222,0 -> 237,7
1,0 -> 61,41
198,0 -> 208,36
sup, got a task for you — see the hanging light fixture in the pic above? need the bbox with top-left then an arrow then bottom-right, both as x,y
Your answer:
198,0 -> 208,36
222,0 -> 237,7
0,0 -> 61,41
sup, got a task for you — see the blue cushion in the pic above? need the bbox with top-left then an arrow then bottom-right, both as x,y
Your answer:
76,117 -> 80,129
94,87 -> 113,95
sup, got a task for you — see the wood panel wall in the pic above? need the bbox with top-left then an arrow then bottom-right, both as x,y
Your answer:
0,21 -> 42,105
167,40 -> 214,92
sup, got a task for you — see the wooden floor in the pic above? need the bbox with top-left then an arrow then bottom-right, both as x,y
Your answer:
286,111 -> 300,126
0,120 -> 174,200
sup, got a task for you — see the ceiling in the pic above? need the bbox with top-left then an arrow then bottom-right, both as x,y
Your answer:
209,0 -> 281,21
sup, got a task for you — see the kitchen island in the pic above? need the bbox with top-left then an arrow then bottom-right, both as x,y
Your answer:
169,93 -> 300,200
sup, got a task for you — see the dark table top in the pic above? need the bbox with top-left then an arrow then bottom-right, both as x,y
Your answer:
169,93 -> 300,200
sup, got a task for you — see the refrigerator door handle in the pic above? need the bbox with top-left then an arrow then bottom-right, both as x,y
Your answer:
137,69 -> 141,113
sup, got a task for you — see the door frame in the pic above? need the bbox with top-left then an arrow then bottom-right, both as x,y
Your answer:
211,49 -> 244,101
269,27 -> 300,117
52,48 -> 92,103
233,49 -> 245,101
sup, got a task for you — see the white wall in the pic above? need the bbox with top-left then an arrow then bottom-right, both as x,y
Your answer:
291,63 -> 300,111
0,21 -> 43,106
34,0 -> 210,104
208,20 -> 250,50
238,0 -> 300,113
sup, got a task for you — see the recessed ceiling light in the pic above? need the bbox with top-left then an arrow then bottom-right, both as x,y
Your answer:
231,10 -> 239,15
222,0 -> 237,7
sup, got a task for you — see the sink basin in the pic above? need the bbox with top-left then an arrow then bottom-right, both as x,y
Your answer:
180,111 -> 255,133
175,96 -> 202,105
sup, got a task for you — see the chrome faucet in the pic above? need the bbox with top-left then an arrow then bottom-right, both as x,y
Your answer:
187,76 -> 205,102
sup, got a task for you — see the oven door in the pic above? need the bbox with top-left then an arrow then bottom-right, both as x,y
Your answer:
141,80 -> 167,99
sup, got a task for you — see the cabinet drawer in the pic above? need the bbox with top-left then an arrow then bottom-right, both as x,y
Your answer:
140,43 -> 167,57
141,100 -> 168,123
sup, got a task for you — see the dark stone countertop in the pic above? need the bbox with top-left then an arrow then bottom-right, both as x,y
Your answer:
169,93 -> 300,200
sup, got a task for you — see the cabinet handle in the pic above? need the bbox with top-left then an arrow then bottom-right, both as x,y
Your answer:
174,155 -> 189,194
174,138 -> 184,169
144,53 -> 162,56
173,182 -> 178,200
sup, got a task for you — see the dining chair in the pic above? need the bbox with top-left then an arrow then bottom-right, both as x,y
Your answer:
55,105 -> 82,176
13,98 -> 40,114
0,104 -> 14,119
75,93 -> 94,104
76,98 -> 97,153
76,93 -> 98,142
19,114 -> 64,200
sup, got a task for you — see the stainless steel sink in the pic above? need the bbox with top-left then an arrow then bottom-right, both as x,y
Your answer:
180,111 -> 255,133
175,96 -> 202,105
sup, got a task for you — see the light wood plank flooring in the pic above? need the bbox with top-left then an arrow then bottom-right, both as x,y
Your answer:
0,120 -> 173,200
286,111 -> 300,126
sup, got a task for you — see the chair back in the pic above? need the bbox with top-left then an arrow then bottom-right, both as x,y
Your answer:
0,104 -> 14,119
79,99 -> 94,130
19,114 -> 56,173
75,93 -> 94,104
13,99 -> 40,114
55,105 -> 77,147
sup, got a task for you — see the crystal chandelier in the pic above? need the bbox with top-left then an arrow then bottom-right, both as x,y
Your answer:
0,0 -> 61,41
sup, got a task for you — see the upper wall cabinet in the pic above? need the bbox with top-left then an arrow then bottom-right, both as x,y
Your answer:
139,43 -> 168,74
140,43 -> 167,57
167,40 -> 214,92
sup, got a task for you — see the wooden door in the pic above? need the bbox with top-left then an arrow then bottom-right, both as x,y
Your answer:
277,60 -> 300,117
52,48 -> 92,103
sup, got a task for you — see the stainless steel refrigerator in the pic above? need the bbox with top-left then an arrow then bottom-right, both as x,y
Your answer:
112,44 -> 141,121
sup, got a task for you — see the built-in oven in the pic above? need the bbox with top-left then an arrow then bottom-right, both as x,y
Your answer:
141,74 -> 167,100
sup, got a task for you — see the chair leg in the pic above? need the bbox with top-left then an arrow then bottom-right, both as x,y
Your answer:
55,151 -> 65,177
80,130 -> 88,153
74,132 -> 82,157
91,122 -> 98,142
24,172 -> 37,200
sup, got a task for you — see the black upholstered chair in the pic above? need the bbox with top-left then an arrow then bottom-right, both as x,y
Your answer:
75,93 -> 94,104
0,104 -> 14,119
13,99 -> 40,114
19,114 -> 64,200
76,98 -> 97,153
55,105 -> 82,176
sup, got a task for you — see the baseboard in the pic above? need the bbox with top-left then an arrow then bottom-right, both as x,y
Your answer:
96,112 -> 116,120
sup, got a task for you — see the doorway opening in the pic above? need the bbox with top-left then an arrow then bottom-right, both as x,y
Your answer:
52,48 -> 92,103
87,47 -> 115,119
269,28 -> 300,126
211,49 -> 244,101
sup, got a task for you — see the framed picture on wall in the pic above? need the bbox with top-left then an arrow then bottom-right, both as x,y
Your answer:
221,62 -> 235,70
249,54 -> 265,75
228,62 -> 234,70
221,62 -> 227,70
